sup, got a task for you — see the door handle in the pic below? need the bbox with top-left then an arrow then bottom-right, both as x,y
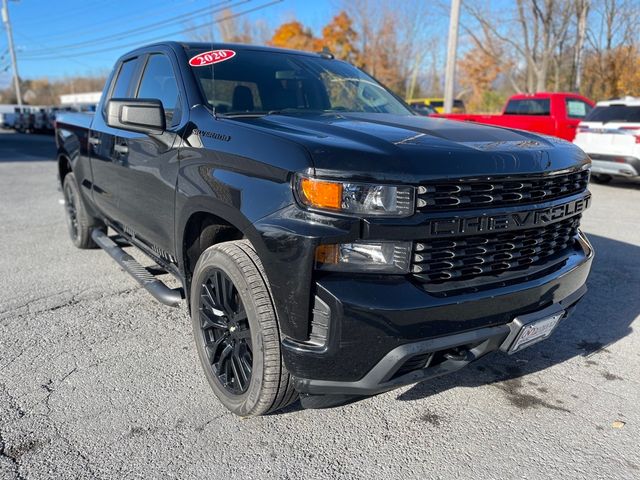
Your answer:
88,136 -> 101,146
114,144 -> 128,154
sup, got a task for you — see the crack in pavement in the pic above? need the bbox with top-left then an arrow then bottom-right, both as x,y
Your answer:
1,374 -> 100,480
0,383 -> 28,480
0,289 -> 74,317
0,287 -> 142,323
0,430 -> 28,480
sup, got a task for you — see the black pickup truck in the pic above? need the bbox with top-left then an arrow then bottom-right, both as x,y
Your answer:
56,42 -> 593,416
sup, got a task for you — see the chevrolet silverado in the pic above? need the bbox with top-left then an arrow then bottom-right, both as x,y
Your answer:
56,42 -> 594,416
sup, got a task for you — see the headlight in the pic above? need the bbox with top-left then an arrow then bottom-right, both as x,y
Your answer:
315,241 -> 412,273
296,176 -> 414,217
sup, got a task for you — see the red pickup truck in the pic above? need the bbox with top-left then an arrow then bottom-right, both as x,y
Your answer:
435,92 -> 595,141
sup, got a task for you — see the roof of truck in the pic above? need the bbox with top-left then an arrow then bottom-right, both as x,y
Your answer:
595,96 -> 640,107
123,41 -> 326,59
509,92 -> 587,99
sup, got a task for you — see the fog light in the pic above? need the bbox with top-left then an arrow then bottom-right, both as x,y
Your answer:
315,241 -> 411,273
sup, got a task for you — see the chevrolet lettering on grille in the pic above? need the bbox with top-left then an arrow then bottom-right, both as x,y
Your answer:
424,195 -> 591,238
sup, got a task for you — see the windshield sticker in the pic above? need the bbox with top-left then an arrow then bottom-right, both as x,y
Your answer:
189,49 -> 236,67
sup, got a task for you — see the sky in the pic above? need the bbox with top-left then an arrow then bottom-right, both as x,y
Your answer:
0,0 -> 337,87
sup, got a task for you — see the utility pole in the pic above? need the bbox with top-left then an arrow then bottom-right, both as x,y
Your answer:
573,0 -> 589,92
443,0 -> 461,114
1,0 -> 22,108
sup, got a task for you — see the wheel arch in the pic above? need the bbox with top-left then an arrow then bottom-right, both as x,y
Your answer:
177,199 -> 265,299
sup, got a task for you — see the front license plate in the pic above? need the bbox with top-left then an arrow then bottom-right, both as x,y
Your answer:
509,312 -> 564,354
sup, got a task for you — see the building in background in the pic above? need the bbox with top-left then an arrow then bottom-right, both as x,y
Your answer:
59,92 -> 102,111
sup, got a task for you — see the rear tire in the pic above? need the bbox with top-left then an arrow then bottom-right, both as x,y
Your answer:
62,173 -> 104,249
191,240 -> 297,416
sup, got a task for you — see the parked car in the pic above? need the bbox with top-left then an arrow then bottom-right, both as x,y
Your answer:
56,42 -> 594,416
0,105 -> 21,129
573,96 -> 640,183
0,112 -> 16,129
33,109 -> 48,133
407,97 -> 466,113
436,93 -> 595,141
14,109 -> 34,133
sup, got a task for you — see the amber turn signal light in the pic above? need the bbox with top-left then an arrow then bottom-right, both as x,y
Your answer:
314,244 -> 339,265
299,178 -> 342,210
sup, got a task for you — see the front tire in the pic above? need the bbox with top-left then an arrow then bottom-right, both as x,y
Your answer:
191,240 -> 297,416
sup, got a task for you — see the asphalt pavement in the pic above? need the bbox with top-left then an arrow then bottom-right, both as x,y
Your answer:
1,130 -> 639,479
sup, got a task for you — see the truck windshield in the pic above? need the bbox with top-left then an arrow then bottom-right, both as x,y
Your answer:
188,48 -> 412,116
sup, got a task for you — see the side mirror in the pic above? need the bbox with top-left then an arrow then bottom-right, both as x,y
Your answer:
106,98 -> 165,134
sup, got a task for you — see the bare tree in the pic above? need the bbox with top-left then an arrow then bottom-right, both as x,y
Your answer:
463,0 -> 577,92
587,0 -> 638,52
342,0 -> 436,97
187,8 -> 255,44
217,8 -> 254,43
582,0 -> 640,98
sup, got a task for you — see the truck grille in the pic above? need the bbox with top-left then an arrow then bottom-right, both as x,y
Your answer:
416,169 -> 589,211
411,216 -> 581,284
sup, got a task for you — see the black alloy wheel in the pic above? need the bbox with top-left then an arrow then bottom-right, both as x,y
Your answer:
199,269 -> 253,394
190,240 -> 297,416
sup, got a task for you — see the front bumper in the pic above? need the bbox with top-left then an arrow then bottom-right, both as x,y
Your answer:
284,231 -> 593,396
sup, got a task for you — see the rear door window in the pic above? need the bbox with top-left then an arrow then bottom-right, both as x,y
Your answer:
585,105 -> 640,123
504,99 -> 551,116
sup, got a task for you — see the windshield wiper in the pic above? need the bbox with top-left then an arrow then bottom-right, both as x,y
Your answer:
218,109 -> 305,118
220,108 -> 334,118
218,112 -> 267,118
266,108 -> 323,115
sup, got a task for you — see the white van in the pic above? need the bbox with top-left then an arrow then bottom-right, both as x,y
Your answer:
573,96 -> 640,183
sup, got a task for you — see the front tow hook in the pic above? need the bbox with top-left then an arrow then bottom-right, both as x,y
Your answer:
444,348 -> 475,363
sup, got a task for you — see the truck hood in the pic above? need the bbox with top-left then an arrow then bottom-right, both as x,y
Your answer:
236,112 -> 589,183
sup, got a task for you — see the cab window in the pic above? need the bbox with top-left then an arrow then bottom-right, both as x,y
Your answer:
566,99 -> 592,119
504,99 -> 551,116
137,54 -> 181,125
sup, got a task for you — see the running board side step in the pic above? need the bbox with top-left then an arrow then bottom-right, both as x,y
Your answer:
91,229 -> 184,307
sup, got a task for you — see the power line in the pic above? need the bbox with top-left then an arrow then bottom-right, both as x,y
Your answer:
17,0 -> 114,28
19,0 -> 282,61
23,0 -> 241,55
15,31 -> 100,70
24,0 -> 180,42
